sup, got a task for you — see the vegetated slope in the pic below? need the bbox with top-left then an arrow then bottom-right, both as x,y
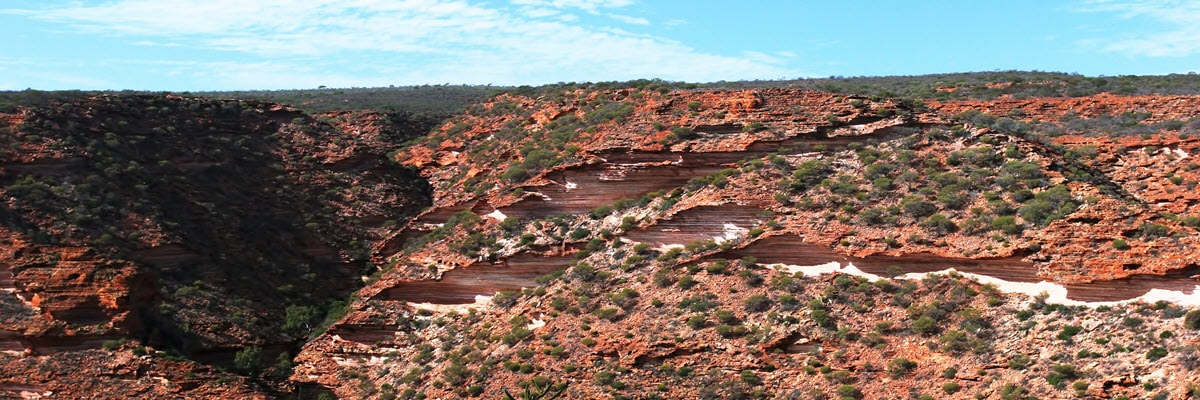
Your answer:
4,78 -> 1200,399
295,87 -> 1200,399
199,85 -> 496,115
698,70 -> 1200,100
12,70 -> 1200,115
0,94 -> 433,398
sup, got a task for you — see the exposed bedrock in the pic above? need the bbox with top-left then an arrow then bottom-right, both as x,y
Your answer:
720,234 -> 1200,302
624,205 -> 766,246
400,118 -> 920,240
1063,264 -> 1200,302
0,263 -> 13,290
719,234 -> 1037,281
375,253 -> 573,304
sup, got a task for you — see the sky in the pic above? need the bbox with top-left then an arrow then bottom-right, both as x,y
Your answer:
1,0 -> 1199,91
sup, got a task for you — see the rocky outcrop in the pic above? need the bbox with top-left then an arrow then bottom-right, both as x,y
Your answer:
0,347 -> 269,399
0,95 -> 434,397
930,93 -> 1200,123
9,86 -> 1200,399
296,88 -> 1200,399
375,252 -> 573,304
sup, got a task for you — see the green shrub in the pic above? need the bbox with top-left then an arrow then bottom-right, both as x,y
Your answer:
588,205 -> 613,219
1007,354 -> 1031,370
789,160 -> 832,191
677,274 -> 697,289
739,269 -> 764,286
518,233 -> 537,246
939,330 -> 973,353
715,309 -> 737,324
901,196 -> 938,219
571,264 -> 597,282
687,314 -> 707,329
999,383 -> 1030,400
1011,189 -> 1034,203
679,294 -> 717,312
502,166 -> 530,182
921,213 -> 958,235
811,308 -> 835,329
1001,160 -> 1044,181
990,215 -> 1021,234
102,339 -> 125,350
1072,380 -> 1089,394
836,385 -> 861,399
619,216 -> 638,231
705,260 -> 729,275
608,288 -> 639,309
1018,185 -> 1076,226
1137,223 -> 1170,238
593,308 -> 620,321
1046,364 -> 1077,388
658,247 -> 683,261
888,358 -> 918,378
1056,325 -> 1083,340
739,370 -> 761,385
1185,310 -> 1200,330
593,370 -> 617,386
744,294 -> 772,312
569,227 -> 591,240
1147,347 -> 1169,361
503,326 -> 533,345
233,345 -> 265,376
671,126 -> 697,140
911,316 -> 938,335
282,304 -> 320,336
493,290 -> 521,308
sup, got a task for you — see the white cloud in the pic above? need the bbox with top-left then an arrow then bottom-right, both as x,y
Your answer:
1077,0 -> 1200,57
606,13 -> 649,25
510,0 -> 633,13
133,40 -> 182,47
522,7 -> 561,19
23,71 -> 115,89
195,61 -> 392,89
3,0 -> 799,88
742,51 -> 787,65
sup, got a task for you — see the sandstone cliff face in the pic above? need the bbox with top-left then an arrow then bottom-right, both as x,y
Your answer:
293,88 -> 1200,399
931,93 -> 1200,124
6,87 -> 1200,399
1,346 -> 270,399
0,95 -> 433,398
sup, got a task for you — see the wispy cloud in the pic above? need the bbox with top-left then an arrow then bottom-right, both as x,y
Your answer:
0,57 -> 122,89
511,0 -> 645,25
510,0 -> 633,13
133,40 -> 182,47
606,13 -> 649,25
1076,0 -> 1200,57
3,0 -> 799,89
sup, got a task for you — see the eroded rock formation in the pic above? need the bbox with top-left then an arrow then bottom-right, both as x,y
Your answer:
295,88 -> 1200,399
5,85 -> 1200,399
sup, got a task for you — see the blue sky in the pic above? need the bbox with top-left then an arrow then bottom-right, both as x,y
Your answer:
1,0 -> 1198,91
